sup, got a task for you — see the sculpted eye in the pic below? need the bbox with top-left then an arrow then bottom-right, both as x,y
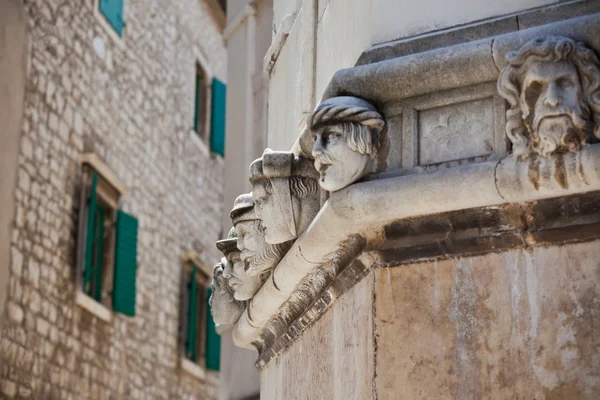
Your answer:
326,131 -> 342,141
558,78 -> 574,88
525,81 -> 542,107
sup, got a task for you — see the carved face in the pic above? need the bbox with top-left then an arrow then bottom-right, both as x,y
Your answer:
252,180 -> 298,244
210,262 -> 245,326
234,219 -> 272,275
222,250 -> 262,301
521,60 -> 588,155
312,124 -> 372,192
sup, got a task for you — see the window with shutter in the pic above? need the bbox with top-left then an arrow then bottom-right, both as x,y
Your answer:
180,259 -> 217,376
210,78 -> 227,157
99,0 -> 124,36
194,64 -> 209,140
76,154 -> 132,322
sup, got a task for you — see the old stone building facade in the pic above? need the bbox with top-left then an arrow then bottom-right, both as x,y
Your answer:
0,0 -> 227,399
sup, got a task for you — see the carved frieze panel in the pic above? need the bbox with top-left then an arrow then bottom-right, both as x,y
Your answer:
383,83 -> 508,171
418,97 -> 495,164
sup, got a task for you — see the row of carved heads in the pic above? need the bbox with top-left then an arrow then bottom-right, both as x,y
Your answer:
210,35 -> 600,327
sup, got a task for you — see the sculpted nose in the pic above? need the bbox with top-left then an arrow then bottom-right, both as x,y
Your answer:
544,82 -> 561,107
312,137 -> 324,158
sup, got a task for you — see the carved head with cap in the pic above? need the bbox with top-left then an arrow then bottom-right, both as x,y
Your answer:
216,228 -> 263,301
250,150 -> 320,244
230,193 -> 292,276
209,259 -> 246,326
308,96 -> 385,192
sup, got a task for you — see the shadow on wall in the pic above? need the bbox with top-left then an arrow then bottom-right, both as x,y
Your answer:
0,0 -> 28,335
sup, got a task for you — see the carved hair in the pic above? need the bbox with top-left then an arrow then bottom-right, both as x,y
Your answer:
308,97 -> 385,159
498,36 -> 600,157
263,176 -> 320,199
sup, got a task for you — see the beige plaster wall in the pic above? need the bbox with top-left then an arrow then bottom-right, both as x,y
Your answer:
261,273 -> 374,400
222,0 -> 272,234
372,0 -> 561,44
0,0 -> 27,337
375,241 -> 600,399
218,329 -> 260,400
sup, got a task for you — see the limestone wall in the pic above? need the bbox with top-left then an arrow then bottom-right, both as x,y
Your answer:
0,0 -> 226,398
375,242 -> 600,399
261,241 -> 600,399
261,274 -> 374,400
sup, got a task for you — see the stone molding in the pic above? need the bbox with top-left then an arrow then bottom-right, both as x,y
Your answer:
233,143 -> 600,350
322,13 -> 600,104
212,12 -> 600,368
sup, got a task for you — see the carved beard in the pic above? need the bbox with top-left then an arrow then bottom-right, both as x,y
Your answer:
246,240 -> 291,276
529,108 -> 589,156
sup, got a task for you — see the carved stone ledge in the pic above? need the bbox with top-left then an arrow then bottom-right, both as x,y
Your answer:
233,144 -> 600,356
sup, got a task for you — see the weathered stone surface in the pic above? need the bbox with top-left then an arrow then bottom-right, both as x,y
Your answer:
260,273 -> 374,400
375,241 -> 600,399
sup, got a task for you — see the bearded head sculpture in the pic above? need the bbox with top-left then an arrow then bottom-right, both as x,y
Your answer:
231,193 -> 292,276
216,228 -> 263,301
308,96 -> 385,192
249,150 -> 320,244
498,36 -> 600,158
209,259 -> 246,326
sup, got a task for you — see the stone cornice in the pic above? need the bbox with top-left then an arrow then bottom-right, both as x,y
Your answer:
322,13 -> 600,104
233,144 -> 600,351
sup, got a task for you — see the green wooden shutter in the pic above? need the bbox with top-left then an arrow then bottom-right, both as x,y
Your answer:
84,174 -> 99,297
112,210 -> 138,316
205,287 -> 221,371
210,78 -> 226,157
193,72 -> 201,133
99,0 -> 124,36
185,267 -> 198,361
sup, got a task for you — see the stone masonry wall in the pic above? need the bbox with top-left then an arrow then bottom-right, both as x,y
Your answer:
0,0 -> 226,399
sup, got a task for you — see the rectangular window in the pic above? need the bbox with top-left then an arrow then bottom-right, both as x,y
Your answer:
181,264 -> 221,372
77,155 -> 137,319
194,65 -> 208,139
99,0 -> 125,36
210,78 -> 227,157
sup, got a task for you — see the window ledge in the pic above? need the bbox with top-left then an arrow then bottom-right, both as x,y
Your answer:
188,129 -> 211,157
80,153 -> 127,195
181,358 -> 206,381
76,292 -> 112,323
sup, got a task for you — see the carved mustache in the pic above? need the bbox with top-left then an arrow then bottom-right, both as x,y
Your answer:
532,107 -> 588,132
314,151 -> 336,172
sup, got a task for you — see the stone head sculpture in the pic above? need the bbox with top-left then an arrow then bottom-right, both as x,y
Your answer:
209,259 -> 246,326
498,36 -> 600,157
231,193 -> 292,276
250,150 -> 320,244
216,228 -> 263,301
308,96 -> 385,191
